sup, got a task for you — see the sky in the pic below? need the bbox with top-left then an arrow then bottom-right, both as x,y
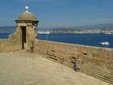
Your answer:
0,0 -> 113,28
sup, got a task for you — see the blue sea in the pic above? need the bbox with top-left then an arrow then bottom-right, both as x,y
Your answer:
0,33 -> 113,48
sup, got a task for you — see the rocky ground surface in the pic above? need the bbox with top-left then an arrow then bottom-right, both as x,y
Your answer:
0,51 -> 111,85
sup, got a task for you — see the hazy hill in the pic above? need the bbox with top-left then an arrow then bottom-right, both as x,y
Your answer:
77,23 -> 113,29
0,26 -> 16,33
0,23 -> 113,33
39,23 -> 113,30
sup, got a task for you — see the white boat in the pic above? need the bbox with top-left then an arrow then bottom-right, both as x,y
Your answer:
37,31 -> 50,34
105,32 -> 112,34
100,41 -> 109,45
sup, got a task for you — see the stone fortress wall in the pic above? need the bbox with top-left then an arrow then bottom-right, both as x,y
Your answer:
0,6 -> 38,52
0,38 -> 113,84
0,39 -> 18,52
0,6 -> 112,84
34,39 -> 113,84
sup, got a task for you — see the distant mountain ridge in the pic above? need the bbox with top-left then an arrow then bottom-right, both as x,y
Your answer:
39,23 -> 113,30
0,23 -> 113,33
0,26 -> 16,33
77,23 -> 113,29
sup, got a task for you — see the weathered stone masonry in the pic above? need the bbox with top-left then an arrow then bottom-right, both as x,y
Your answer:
0,6 -> 112,84
0,6 -> 39,52
35,40 -> 113,84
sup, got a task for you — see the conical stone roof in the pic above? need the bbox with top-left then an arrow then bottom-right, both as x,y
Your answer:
17,6 -> 37,21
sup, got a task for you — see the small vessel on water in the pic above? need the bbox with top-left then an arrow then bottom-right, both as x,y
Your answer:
37,31 -> 50,34
100,41 -> 109,45
105,33 -> 112,34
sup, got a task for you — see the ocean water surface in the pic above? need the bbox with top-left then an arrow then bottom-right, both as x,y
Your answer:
0,33 -> 113,48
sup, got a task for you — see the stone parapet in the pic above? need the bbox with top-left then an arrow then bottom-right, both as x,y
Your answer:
0,39 -> 19,52
35,39 -> 113,84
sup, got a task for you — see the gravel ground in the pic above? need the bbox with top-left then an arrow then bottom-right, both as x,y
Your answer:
0,51 -> 111,85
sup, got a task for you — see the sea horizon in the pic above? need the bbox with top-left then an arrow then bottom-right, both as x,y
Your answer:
0,33 -> 113,48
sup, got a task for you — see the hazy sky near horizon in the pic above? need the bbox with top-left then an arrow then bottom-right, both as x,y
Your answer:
0,0 -> 113,27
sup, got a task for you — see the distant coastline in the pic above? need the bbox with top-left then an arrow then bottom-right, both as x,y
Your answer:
39,29 -> 113,34
0,23 -> 113,34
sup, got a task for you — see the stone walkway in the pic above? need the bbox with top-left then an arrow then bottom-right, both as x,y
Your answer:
0,51 -> 111,85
